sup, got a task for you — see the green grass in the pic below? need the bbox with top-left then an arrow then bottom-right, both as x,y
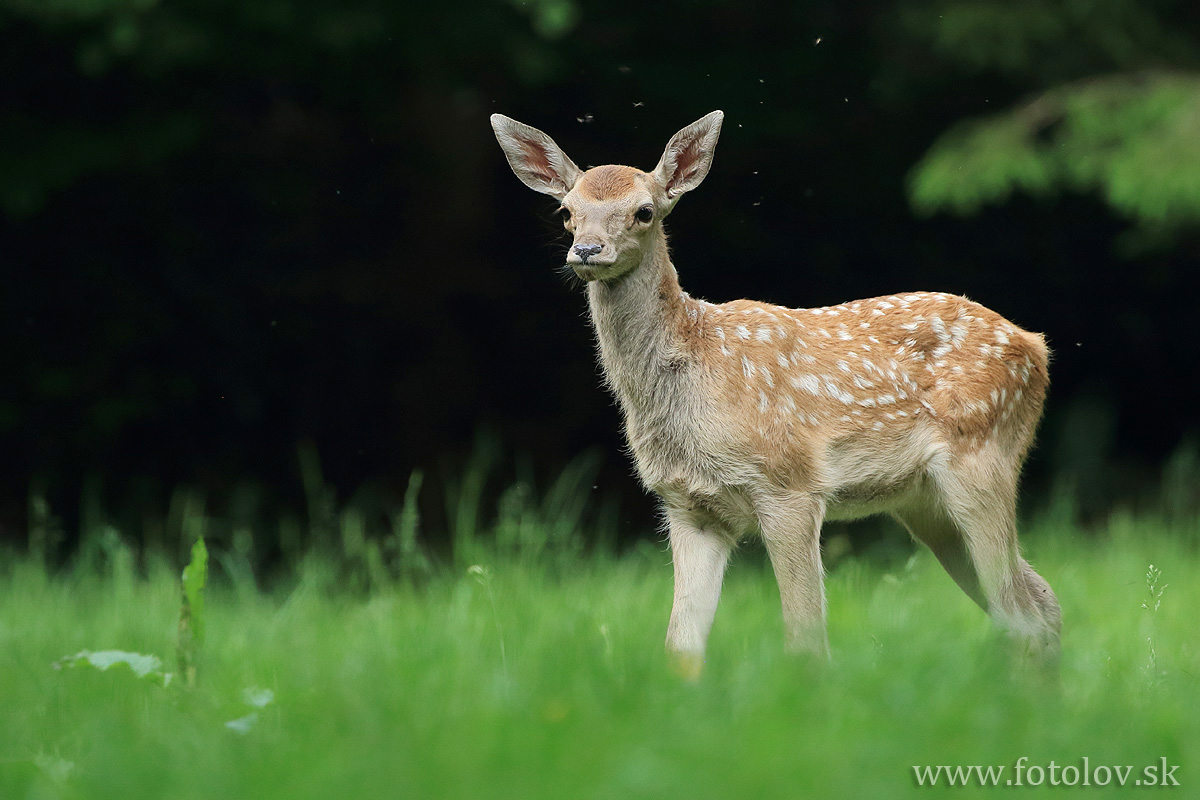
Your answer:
1,511 -> 1198,799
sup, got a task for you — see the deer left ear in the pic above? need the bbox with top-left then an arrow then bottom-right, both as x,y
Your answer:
653,111 -> 724,201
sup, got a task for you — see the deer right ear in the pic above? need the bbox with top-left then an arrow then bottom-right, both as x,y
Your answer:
490,114 -> 583,201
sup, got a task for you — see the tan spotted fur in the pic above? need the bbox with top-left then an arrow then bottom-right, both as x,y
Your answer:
490,111 -> 1061,676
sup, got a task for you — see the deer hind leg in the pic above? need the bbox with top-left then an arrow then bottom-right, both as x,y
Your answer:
892,503 -> 987,611
756,492 -> 829,658
664,508 -> 736,680
928,451 -> 1062,663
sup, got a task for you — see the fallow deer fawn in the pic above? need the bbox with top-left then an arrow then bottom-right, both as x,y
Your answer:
491,110 -> 1061,677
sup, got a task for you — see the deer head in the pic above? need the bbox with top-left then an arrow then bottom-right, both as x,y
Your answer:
490,111 -> 724,282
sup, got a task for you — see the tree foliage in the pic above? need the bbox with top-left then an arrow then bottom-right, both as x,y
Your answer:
911,72 -> 1200,231
903,0 -> 1200,239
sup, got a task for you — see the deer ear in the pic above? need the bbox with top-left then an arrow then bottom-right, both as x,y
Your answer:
653,111 -> 724,200
490,114 -> 583,200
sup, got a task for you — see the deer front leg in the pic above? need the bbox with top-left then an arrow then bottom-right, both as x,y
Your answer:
664,510 -> 734,681
758,493 -> 829,658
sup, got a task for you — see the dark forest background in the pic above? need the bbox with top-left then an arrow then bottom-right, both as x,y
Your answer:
3,0 -> 1199,558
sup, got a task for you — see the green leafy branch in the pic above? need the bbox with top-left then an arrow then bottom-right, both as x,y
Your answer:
910,71 -> 1200,238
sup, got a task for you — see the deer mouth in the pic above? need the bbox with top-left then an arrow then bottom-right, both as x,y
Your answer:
566,249 -> 615,265
570,260 -> 638,283
569,263 -> 607,281
566,251 -> 618,279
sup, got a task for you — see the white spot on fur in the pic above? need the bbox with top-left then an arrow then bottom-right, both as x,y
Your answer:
792,374 -> 821,395
930,315 -> 947,341
823,377 -> 855,404
741,355 -> 756,378
736,325 -> 750,340
756,327 -> 772,342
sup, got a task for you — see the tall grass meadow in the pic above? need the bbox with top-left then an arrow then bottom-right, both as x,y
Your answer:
1,442 -> 1198,798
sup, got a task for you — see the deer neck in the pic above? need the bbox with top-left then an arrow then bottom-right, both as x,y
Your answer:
585,233 -> 689,410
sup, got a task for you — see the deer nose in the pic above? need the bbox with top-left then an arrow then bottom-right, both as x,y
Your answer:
573,243 -> 603,263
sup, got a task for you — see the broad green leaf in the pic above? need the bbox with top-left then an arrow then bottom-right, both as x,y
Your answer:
32,753 -> 75,784
242,686 -> 275,708
224,712 -> 259,735
54,649 -> 167,681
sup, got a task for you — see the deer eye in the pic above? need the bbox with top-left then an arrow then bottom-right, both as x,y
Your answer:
559,207 -> 572,223
635,205 -> 654,223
